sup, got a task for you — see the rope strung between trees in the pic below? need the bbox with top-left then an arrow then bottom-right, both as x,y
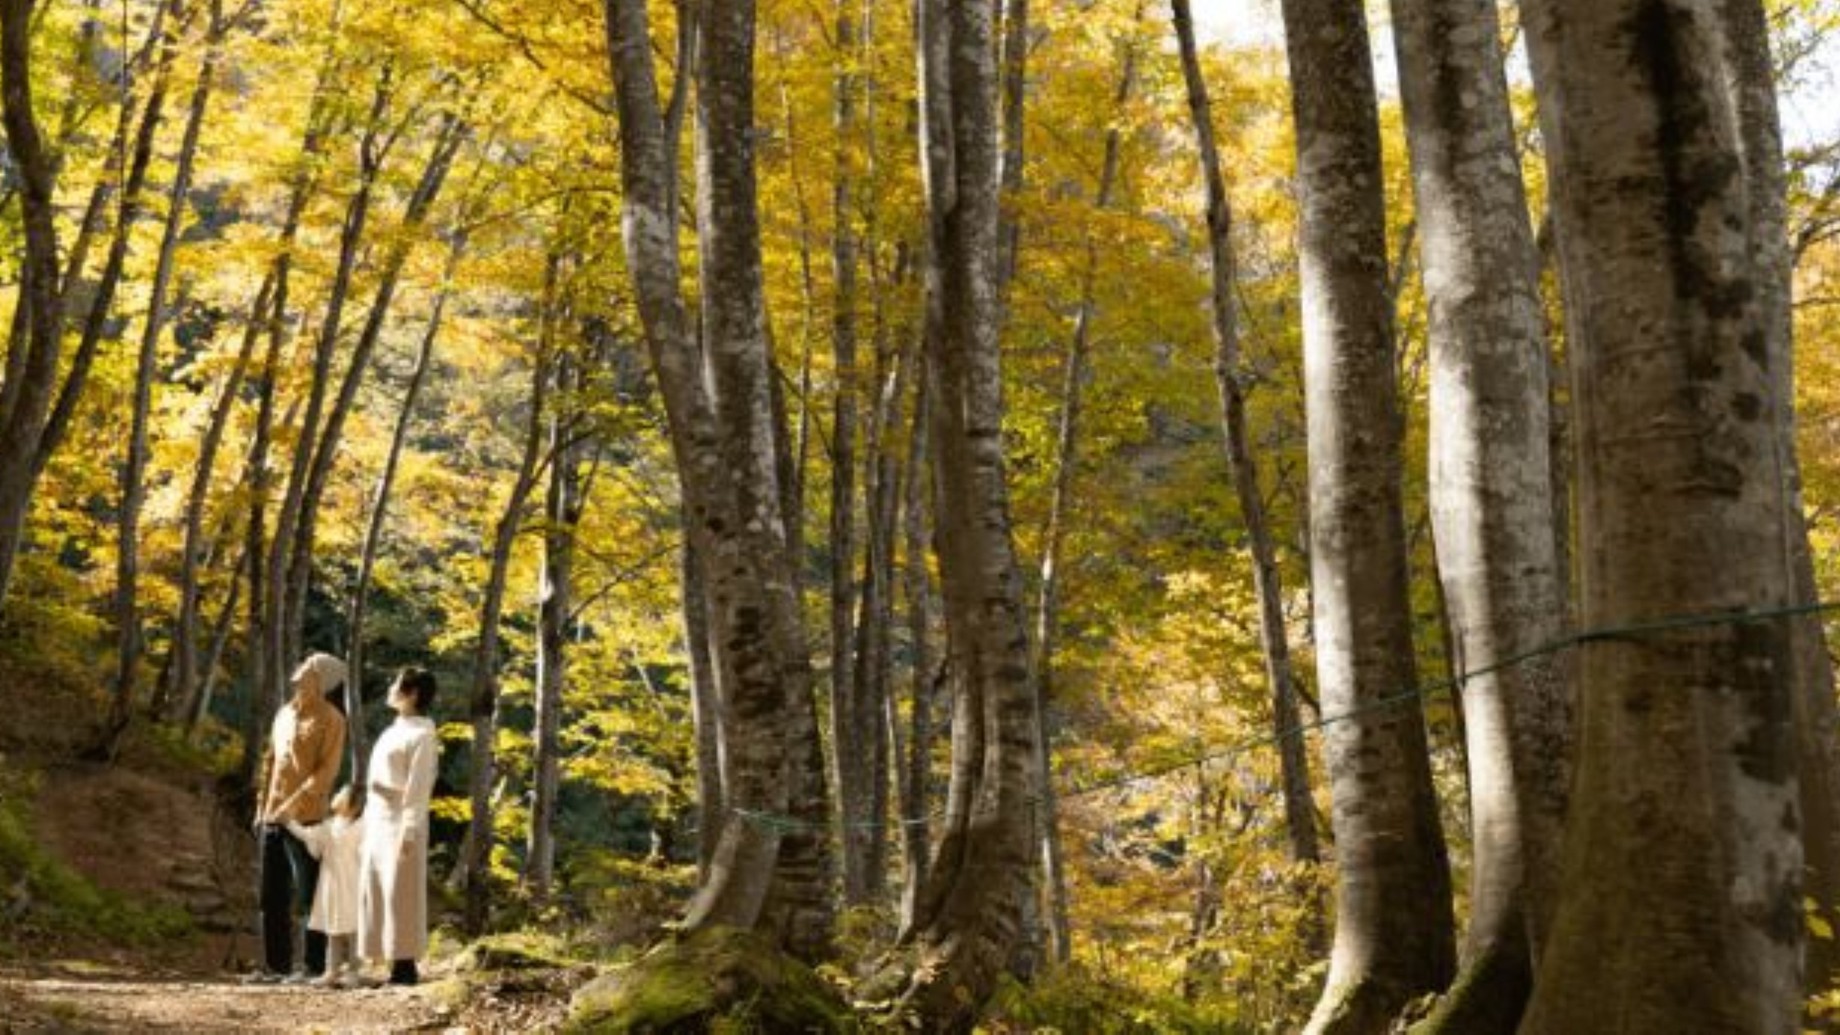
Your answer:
707,597 -> 1840,835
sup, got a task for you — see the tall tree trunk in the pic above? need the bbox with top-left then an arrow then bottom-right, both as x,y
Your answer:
117,5 -> 221,743
0,1 -> 168,576
888,0 -> 1039,1024
0,0 -> 67,610
682,540 -> 725,879
828,0 -> 872,909
347,244 -> 463,784
1721,0 -> 1840,991
285,115 -> 463,681
528,349 -> 584,899
1170,0 -> 1319,871
696,0 -> 833,951
1281,0 -> 1458,1027
1518,0 -> 1803,1027
0,3 -> 107,437
188,547 -> 247,735
170,275 -> 272,724
1028,30 -> 1138,970
0,20 -> 130,476
604,0 -> 833,957
1384,0 -> 1571,1028
851,287 -> 903,911
779,68 -> 816,579
1,0 -> 174,614
996,0 -> 1026,295
851,5 -> 903,907
239,356 -> 277,792
462,348 -> 552,937
265,68 -> 392,712
896,362 -> 933,936
33,0 -> 176,487
236,51 -> 340,790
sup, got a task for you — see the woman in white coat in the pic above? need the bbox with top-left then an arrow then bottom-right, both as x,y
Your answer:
358,666 -> 440,986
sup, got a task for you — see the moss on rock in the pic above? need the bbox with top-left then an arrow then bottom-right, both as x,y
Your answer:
565,925 -> 855,1033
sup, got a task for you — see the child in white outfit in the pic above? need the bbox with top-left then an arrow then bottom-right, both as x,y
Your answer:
286,786 -> 365,987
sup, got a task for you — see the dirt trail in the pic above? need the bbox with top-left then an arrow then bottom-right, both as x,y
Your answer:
0,964 -> 453,1032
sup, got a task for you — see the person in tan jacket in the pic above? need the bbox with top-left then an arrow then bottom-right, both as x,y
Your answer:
249,653 -> 348,982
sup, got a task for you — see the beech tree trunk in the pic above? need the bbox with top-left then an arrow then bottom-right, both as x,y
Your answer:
888,0 -> 1039,1025
33,1 -> 176,490
236,56 -> 339,789
1280,0 -> 1458,1027
852,316 -> 904,908
112,6 -> 217,749
896,359 -> 933,936
996,0 -> 1026,294
462,348 -> 552,936
1518,0 -> 1804,1026
1385,0 -> 1571,1028
828,0 -> 871,906
1,0 -> 174,616
236,119 -> 337,792
1170,0 -> 1320,872
528,348 -> 586,899
682,541 -> 725,879
697,0 -> 833,949
286,115 -> 463,684
1028,33 -> 1138,969
238,369 -> 275,790
850,300 -> 901,912
852,15 -> 900,909
0,0 -> 67,610
1718,0 -> 1840,990
187,548 -> 247,735
604,0 -> 833,957
347,242 -> 463,784
170,275 -> 271,725
264,69 -> 392,714
0,4 -> 114,440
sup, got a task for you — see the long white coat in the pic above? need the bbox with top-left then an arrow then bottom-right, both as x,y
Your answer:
288,816 -> 363,936
358,715 -> 438,961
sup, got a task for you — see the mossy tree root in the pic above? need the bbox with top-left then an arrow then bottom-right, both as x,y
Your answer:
1406,935 -> 1531,1035
565,925 -> 854,1033
1304,974 -> 1413,1035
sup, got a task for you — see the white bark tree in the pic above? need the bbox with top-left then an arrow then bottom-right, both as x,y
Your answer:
879,0 -> 1040,1025
1169,0 -> 1320,870
1518,0 -> 1804,1025
1279,0 -> 1459,1028
1386,0 -> 1571,1026
604,0 -> 833,956
1718,0 -> 1840,989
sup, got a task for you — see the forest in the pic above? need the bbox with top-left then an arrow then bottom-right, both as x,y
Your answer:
0,0 -> 1836,1028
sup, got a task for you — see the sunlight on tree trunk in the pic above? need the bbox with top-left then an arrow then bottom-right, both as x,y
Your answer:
1280,0 -> 1458,1027
1386,0 -> 1572,1025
